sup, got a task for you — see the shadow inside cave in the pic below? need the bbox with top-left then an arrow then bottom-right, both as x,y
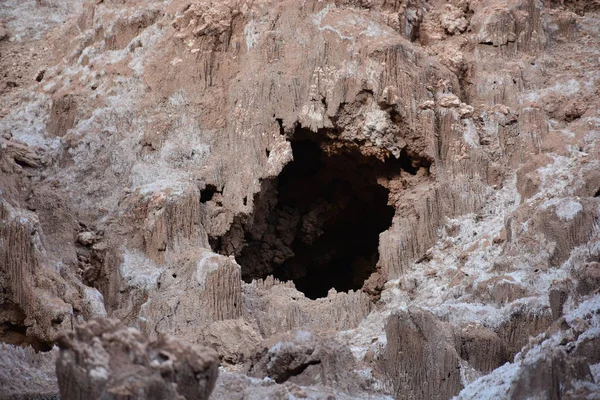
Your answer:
217,127 -> 425,299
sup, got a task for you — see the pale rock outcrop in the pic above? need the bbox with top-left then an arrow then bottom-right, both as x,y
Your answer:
55,318 -> 219,400
138,187 -> 211,264
440,5 -> 469,36
242,277 -> 372,337
0,344 -> 58,400
502,197 -> 599,271
572,261 -> 600,298
137,250 -> 242,341
0,138 -> 42,168
508,346 -> 594,399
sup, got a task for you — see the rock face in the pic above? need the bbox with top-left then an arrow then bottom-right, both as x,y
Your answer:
0,344 -> 59,400
55,319 -> 219,400
380,309 -> 463,400
456,297 -> 600,400
1,0 -> 600,399
246,331 -> 359,388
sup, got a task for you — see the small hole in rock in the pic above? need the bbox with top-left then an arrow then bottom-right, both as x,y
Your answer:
243,197 -> 247,206
172,273 -> 177,279
35,70 -> 46,82
266,149 -> 270,158
201,184 -> 218,203
399,148 -> 420,175
594,188 -> 600,197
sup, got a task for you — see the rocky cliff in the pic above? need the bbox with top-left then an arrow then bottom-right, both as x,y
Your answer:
0,0 -> 599,399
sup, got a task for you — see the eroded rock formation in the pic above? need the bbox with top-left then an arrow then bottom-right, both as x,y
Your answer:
0,0 -> 599,399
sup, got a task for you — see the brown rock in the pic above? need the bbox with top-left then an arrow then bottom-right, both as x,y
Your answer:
496,307 -> 553,360
573,262 -> 600,297
47,94 -> 77,137
2,1 -> 600,399
55,318 -> 219,400
137,250 -> 243,341
246,330 -> 359,390
0,200 -> 78,346
440,5 -> 469,35
474,8 -> 517,46
201,319 -> 262,365
456,325 -> 507,374
471,276 -> 530,305
380,308 -> 463,400
549,280 -> 570,321
1,138 -> 41,168
515,154 -> 552,201
361,270 -> 387,301
508,347 -> 594,399
242,276 -> 372,337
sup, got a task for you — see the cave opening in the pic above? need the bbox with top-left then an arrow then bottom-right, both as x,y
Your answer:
218,127 -> 419,299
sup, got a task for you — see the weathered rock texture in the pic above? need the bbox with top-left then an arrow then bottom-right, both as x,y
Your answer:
380,309 -> 463,399
1,0 -> 600,399
55,319 -> 219,400
457,297 -> 600,399
246,331 -> 361,389
0,344 -> 58,400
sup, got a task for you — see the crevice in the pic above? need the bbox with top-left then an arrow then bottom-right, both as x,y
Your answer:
564,112 -> 583,122
0,303 -> 53,352
13,157 -> 34,169
274,359 -> 322,384
209,236 -> 222,253
276,118 -> 285,136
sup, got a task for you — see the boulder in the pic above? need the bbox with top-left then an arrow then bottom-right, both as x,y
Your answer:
55,319 -> 219,400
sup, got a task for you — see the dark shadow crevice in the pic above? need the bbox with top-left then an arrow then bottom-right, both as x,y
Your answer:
0,302 -> 53,352
201,184 -> 220,203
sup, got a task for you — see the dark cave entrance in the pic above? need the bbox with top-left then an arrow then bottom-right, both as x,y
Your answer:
217,128 -> 417,299
270,137 -> 398,299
